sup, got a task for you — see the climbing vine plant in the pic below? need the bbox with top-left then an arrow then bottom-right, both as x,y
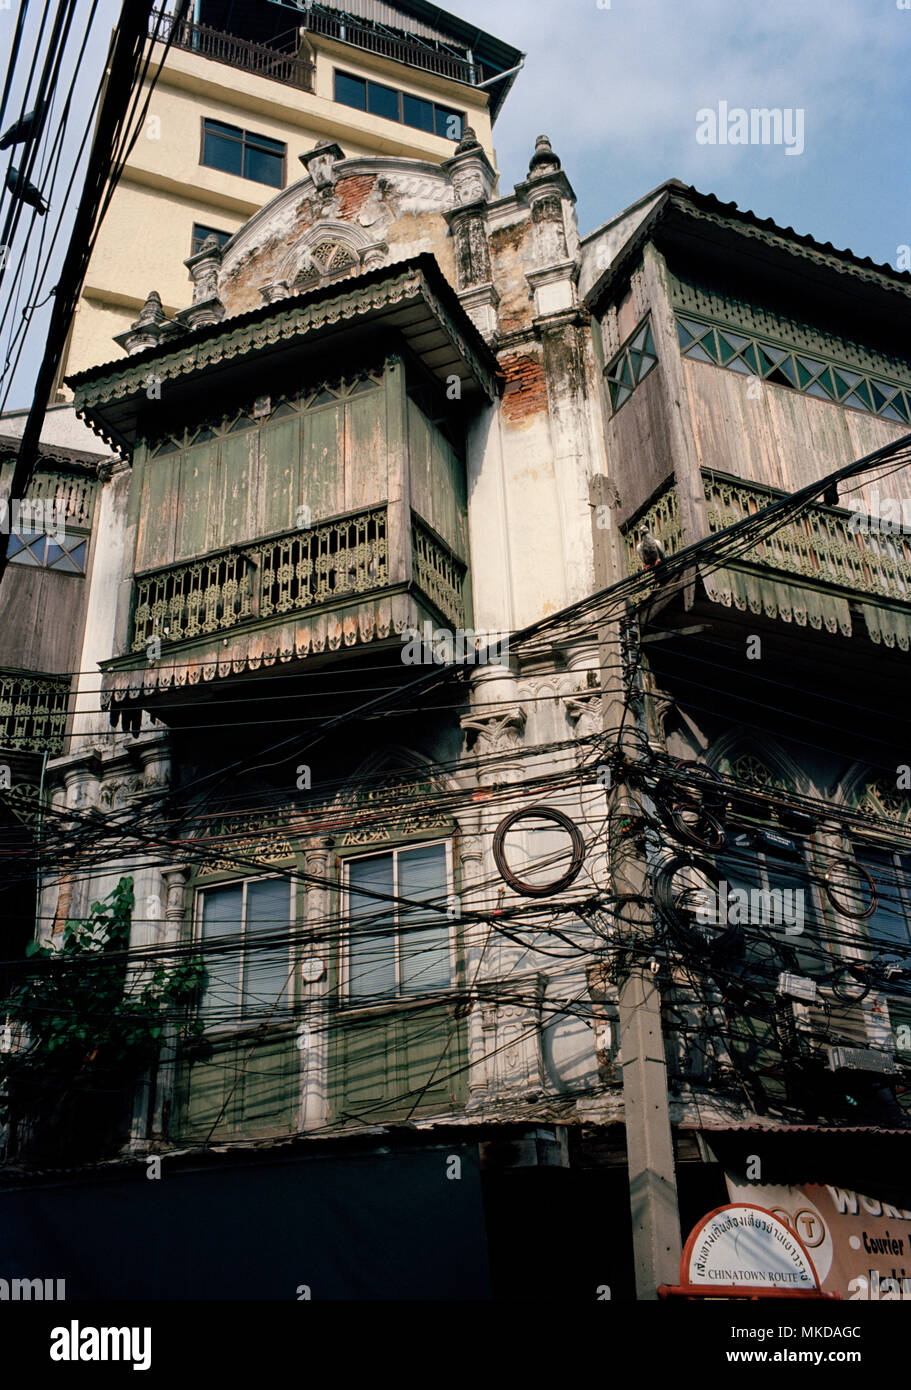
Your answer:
0,877 -> 206,1133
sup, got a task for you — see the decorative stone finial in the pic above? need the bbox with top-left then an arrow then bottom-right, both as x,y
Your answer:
176,236 -> 226,329
528,134 -> 562,179
455,126 -> 481,154
136,289 -> 165,326
114,290 -> 175,355
299,139 -> 345,190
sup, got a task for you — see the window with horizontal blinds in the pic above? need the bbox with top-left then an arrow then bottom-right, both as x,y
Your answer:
197,877 -> 293,1022
345,842 -> 452,1001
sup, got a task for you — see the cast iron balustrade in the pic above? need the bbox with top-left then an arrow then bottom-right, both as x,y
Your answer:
148,10 -> 314,90
0,671 -> 70,754
131,507 -> 389,651
411,515 -> 467,629
625,472 -> 911,603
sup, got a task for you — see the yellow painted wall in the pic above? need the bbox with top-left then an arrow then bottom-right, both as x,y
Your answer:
63,33 -> 495,384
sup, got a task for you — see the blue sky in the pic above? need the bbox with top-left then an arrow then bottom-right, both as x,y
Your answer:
471,0 -> 910,262
0,0 -> 908,411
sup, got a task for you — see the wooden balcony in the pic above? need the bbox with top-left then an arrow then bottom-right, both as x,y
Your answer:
130,507 -> 390,652
70,258 -> 496,724
127,507 -> 466,654
149,10 -> 314,90
624,471 -> 911,648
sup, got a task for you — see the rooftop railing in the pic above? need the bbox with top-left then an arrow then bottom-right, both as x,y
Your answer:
148,10 -> 314,90
300,5 -> 481,85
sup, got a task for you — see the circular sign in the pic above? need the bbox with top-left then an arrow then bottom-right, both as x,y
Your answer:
300,958 -> 325,983
682,1204 -> 821,1292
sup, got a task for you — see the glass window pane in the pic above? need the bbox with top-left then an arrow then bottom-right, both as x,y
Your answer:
348,854 -> 395,998
855,847 -> 911,959
202,126 -> 243,177
247,131 -> 285,155
200,886 -> 244,1021
205,118 -> 241,137
243,145 -> 283,187
765,862 -> 816,975
714,844 -> 813,970
12,531 -> 44,564
402,93 -> 434,133
244,878 -> 293,1013
398,843 -> 448,917
684,342 -> 714,364
398,843 -> 450,992
367,81 -> 399,122
335,71 -> 366,110
192,224 -> 230,255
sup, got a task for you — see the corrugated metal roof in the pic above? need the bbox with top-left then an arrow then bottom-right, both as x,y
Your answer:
687,1121 -> 911,1136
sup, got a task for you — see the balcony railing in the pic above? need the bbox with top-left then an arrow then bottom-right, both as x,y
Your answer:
301,5 -> 481,85
0,671 -> 70,754
131,508 -> 389,652
625,472 -> 911,604
704,475 -> 911,603
411,515 -> 467,629
148,10 -> 314,90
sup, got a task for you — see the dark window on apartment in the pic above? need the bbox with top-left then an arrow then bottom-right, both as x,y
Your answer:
434,105 -> 463,140
368,80 -> 400,122
402,91 -> 434,133
852,844 -> 911,980
335,70 -> 367,110
191,223 -> 231,256
333,70 -> 463,141
344,842 -> 453,1001
201,119 -> 285,187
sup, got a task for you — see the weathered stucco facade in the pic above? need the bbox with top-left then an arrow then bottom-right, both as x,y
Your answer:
4,68 -> 911,1297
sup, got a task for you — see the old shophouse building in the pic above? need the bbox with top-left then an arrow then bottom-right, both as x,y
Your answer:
2,0 -> 911,1301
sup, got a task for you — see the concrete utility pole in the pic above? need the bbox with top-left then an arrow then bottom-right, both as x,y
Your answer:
590,476 -> 682,1299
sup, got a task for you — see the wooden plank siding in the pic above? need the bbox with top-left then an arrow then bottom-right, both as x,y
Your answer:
133,383 -> 394,574
329,1002 -> 467,1123
680,358 -> 909,497
174,1030 -> 299,1141
406,398 -> 469,562
0,566 -> 89,673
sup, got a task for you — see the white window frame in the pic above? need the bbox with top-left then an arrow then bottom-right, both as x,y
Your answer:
193,873 -> 296,1029
340,839 -> 456,1004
